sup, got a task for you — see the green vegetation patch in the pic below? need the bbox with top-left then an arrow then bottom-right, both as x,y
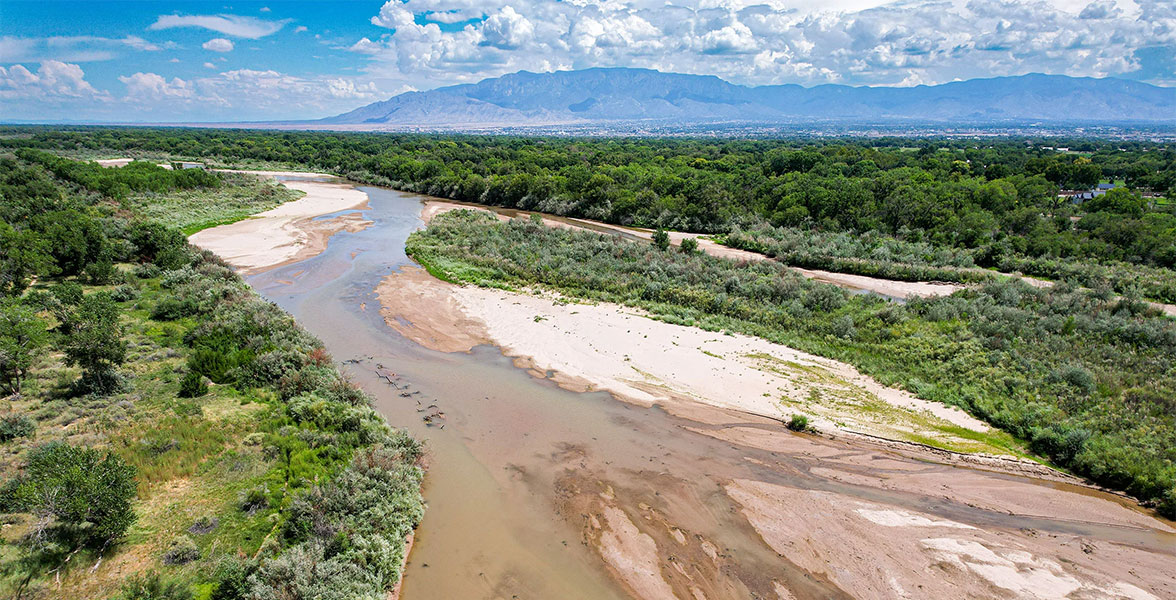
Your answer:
0,154 -> 423,599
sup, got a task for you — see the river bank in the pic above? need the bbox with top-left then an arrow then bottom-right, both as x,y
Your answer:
189,171 -> 371,274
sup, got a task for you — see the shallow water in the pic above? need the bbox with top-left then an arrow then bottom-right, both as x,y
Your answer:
247,183 -> 1175,599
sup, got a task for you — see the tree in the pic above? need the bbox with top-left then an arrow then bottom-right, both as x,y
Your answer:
0,223 -> 52,297
652,228 -> 670,251
0,299 -> 48,394
61,291 -> 127,393
4,443 -> 136,558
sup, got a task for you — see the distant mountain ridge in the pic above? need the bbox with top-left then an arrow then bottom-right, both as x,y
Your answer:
321,68 -> 1176,129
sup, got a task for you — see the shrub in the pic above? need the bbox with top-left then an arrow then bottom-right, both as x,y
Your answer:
115,572 -> 193,600
679,237 -> 699,254
210,555 -> 254,600
652,228 -> 670,251
787,414 -> 809,432
110,284 -> 141,302
832,315 -> 857,340
84,257 -> 117,285
239,485 -> 269,514
161,534 -> 200,565
187,344 -> 253,385
150,296 -> 198,321
0,414 -> 35,442
178,371 -> 208,398
133,262 -> 162,279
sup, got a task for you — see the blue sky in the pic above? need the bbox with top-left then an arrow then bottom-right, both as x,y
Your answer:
1,0 -> 1172,122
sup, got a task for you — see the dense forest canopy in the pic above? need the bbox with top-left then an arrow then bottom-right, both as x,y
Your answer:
3,127 -> 1173,273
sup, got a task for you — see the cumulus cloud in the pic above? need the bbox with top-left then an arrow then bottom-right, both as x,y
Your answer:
119,72 -> 196,100
351,0 -> 1176,88
149,14 -> 288,39
481,7 -> 535,49
0,61 -> 110,102
202,38 -> 235,52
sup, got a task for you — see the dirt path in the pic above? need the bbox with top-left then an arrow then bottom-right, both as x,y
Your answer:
189,172 -> 370,274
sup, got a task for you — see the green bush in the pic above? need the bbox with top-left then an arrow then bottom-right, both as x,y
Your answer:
652,228 -> 670,251
115,572 -> 193,600
0,414 -> 35,442
161,535 -> 200,565
787,414 -> 810,432
210,556 -> 254,600
178,371 -> 208,398
111,284 -> 141,303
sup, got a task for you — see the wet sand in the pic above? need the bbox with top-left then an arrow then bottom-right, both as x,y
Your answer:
189,172 -> 371,274
191,181 -> 1176,600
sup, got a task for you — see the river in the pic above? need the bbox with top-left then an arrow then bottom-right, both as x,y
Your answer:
244,182 -> 1176,600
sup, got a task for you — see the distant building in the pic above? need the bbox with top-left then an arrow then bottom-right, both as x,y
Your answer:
1067,182 -> 1118,204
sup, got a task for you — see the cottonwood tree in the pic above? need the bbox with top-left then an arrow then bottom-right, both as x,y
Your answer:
61,291 -> 127,394
5,443 -> 137,599
0,299 -> 48,394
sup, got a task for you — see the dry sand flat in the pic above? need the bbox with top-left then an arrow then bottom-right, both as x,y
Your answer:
378,267 -> 1013,455
189,172 -> 371,274
726,478 -> 1172,600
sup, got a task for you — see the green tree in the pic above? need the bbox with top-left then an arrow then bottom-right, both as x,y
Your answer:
0,223 -> 52,296
6,443 -> 137,546
61,291 -> 127,393
0,299 -> 48,394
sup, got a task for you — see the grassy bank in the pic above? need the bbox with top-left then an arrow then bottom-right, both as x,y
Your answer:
0,155 -> 423,599
408,210 -> 1176,518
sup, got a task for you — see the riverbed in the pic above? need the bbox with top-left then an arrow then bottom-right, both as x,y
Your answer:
201,177 -> 1175,599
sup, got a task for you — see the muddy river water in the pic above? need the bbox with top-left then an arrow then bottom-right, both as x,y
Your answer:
247,183 -> 1176,599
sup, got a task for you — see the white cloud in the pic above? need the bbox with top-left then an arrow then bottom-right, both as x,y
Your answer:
481,7 -> 535,49
0,61 -> 110,102
294,26 -> 309,33
202,38 -> 235,52
352,0 -> 1176,88
1,35 -> 168,63
0,36 -> 38,62
149,14 -> 288,39
260,6 -> 272,13
119,72 -> 195,100
204,62 -> 217,69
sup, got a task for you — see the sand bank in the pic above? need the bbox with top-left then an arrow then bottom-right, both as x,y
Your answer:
378,266 -> 1017,455
189,172 -> 370,274
726,478 -> 1172,600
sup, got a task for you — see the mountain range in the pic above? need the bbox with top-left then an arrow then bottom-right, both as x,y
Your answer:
319,68 -> 1176,129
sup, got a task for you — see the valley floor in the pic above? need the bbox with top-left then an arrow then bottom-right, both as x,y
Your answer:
186,169 -> 1176,600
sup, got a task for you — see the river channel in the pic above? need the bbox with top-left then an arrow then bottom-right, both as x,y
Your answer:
245,181 -> 1176,600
